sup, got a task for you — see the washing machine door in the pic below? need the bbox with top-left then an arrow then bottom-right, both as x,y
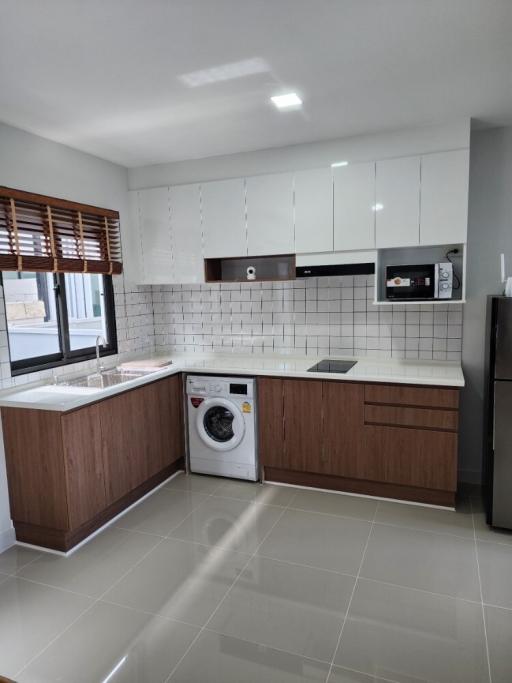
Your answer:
195,397 -> 246,451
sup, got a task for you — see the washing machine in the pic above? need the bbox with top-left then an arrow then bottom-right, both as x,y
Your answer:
186,375 -> 258,481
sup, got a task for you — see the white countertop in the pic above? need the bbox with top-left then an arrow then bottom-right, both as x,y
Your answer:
0,352 -> 464,412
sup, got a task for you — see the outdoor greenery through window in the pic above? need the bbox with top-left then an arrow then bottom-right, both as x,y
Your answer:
2,271 -> 117,374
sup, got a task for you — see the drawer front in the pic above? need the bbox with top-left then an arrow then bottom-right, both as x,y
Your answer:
364,404 -> 458,431
365,383 -> 459,409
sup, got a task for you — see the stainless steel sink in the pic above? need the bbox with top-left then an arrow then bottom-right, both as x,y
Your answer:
57,367 -> 156,389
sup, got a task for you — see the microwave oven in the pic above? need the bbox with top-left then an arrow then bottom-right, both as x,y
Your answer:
385,263 -> 453,300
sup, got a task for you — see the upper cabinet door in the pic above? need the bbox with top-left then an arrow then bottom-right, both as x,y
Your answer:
420,149 -> 469,246
246,172 -> 294,256
170,183 -> 204,284
333,162 -> 375,251
294,167 -> 333,254
202,178 -> 247,258
375,156 -> 420,248
137,187 -> 173,284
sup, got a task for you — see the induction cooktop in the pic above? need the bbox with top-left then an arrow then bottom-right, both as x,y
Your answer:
307,359 -> 357,374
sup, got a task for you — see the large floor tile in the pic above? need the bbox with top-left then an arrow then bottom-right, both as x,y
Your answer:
18,600 -> 198,683
334,578 -> 489,683
208,555 -> 355,662
485,604 -> 512,683
17,526 -> 160,598
328,667 -> 393,682
0,545 -> 42,574
360,523 -> 480,601
115,488 -> 207,536
103,537 -> 248,626
471,497 -> 512,546
258,508 -> 371,574
477,540 -> 512,608
213,479 -> 296,507
375,498 -> 474,538
290,489 -> 377,521
169,496 -> 283,554
170,630 -> 330,683
0,577 -> 92,678
165,472 -> 223,494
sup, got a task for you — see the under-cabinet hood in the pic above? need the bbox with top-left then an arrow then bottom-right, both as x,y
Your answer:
295,250 -> 376,278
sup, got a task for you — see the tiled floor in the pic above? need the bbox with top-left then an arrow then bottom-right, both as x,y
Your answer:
0,475 -> 511,682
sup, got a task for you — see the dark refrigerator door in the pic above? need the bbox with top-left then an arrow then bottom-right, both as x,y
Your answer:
495,298 -> 512,380
492,380 -> 512,528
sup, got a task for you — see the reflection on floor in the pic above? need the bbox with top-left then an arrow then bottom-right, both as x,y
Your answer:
0,474 -> 511,682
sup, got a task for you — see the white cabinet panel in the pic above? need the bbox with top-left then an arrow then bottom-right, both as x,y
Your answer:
170,184 -> 204,284
202,178 -> 246,258
333,162 -> 375,251
294,167 -> 333,253
420,149 -> 469,245
246,172 -> 294,256
375,156 -> 420,248
137,187 -> 173,284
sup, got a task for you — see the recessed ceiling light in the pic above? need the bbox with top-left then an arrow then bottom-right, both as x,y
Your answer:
331,161 -> 349,167
372,203 -> 384,212
271,93 -> 302,109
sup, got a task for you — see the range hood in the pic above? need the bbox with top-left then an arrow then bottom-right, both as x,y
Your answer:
296,251 -> 376,278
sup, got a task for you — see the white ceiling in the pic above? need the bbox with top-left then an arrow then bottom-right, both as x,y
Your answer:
1,0 -> 512,168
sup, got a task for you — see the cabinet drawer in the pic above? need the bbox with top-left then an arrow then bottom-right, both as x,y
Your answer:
364,383 -> 459,409
364,404 -> 458,431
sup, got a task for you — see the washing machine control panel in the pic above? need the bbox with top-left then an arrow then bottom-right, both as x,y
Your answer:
186,376 -> 254,398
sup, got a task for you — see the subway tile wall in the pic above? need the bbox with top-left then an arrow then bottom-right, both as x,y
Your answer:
152,275 -> 463,361
0,275 -> 155,390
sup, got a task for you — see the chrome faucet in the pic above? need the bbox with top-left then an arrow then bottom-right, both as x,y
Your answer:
96,335 -> 106,374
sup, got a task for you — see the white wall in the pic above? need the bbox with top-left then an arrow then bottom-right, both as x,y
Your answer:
460,126 -> 512,483
0,122 -> 144,550
129,119 -> 470,188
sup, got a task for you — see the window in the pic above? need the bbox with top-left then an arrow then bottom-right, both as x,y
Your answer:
2,271 -> 117,374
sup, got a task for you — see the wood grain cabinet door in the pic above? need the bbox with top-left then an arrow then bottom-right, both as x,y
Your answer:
283,379 -> 323,473
61,404 -> 107,529
257,378 -> 285,469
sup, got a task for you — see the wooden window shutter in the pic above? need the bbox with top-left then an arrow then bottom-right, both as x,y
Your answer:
0,187 -> 122,274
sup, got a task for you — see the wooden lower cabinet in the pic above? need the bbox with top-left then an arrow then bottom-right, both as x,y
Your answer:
258,377 -> 459,506
1,375 -> 184,551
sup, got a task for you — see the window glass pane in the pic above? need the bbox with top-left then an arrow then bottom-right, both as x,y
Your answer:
3,272 -> 60,361
64,273 -> 108,351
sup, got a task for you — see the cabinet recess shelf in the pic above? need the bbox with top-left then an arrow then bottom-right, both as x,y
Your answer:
204,254 -> 296,283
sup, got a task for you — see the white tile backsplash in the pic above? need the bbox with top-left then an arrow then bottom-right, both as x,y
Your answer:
151,276 -> 463,361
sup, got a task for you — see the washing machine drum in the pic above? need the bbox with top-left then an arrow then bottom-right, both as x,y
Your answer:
195,397 -> 246,451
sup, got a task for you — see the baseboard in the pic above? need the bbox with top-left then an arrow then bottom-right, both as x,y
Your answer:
0,524 -> 15,554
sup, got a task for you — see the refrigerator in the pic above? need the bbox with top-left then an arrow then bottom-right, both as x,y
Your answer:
484,296 -> 512,529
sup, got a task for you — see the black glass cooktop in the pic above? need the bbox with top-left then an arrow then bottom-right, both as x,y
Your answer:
307,359 -> 357,374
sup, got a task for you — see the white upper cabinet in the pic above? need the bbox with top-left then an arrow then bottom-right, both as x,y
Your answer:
202,178 -> 246,258
294,167 -> 333,254
333,162 -> 376,251
170,183 -> 204,284
136,187 -> 173,284
375,156 -> 420,248
420,149 -> 469,245
246,172 -> 294,256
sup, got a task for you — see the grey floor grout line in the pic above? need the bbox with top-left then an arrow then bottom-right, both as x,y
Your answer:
163,488 -> 300,682
13,485 -> 214,679
471,496 -> 493,683
325,499 -> 380,683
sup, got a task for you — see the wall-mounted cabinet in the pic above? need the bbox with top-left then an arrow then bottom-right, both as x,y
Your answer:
333,161 -> 376,251
375,156 -> 421,248
246,172 -> 294,256
294,167 -> 333,254
202,177 -> 247,258
136,187 -> 172,285
170,184 -> 203,284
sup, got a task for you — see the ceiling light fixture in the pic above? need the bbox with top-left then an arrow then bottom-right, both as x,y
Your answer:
331,161 -> 349,167
271,93 -> 302,109
372,203 -> 384,212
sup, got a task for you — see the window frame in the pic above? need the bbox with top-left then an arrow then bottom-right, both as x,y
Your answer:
2,272 -> 118,376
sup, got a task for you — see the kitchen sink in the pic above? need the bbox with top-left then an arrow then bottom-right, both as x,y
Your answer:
56,367 -> 156,389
